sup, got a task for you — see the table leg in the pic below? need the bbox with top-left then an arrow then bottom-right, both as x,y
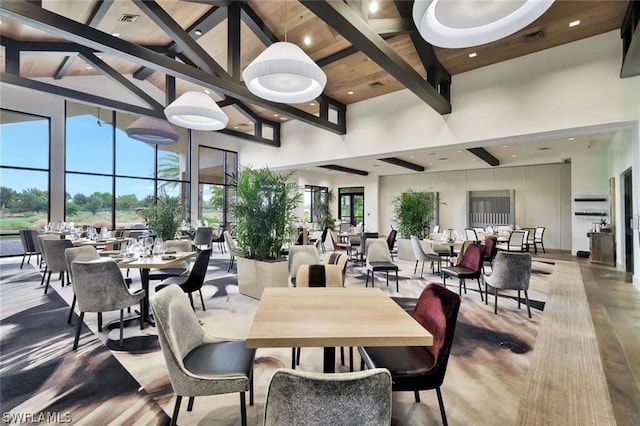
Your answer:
140,268 -> 154,327
323,346 -> 336,373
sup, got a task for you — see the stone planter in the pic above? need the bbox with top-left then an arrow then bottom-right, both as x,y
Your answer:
237,257 -> 289,299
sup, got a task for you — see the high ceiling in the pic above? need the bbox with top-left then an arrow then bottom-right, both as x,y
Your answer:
0,0 -> 628,175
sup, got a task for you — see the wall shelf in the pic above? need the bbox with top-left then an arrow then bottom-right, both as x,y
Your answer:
574,197 -> 607,202
575,212 -> 608,216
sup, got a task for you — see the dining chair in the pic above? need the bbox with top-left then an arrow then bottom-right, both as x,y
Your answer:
496,230 -> 527,252
339,222 -> 351,234
357,232 -> 379,265
534,227 -> 546,254
483,251 -> 533,318
191,226 -> 213,249
319,226 -> 330,253
151,285 -> 255,426
464,228 -> 478,242
149,239 -> 192,281
442,243 -> 485,301
71,258 -> 145,350
287,245 -> 320,286
223,230 -> 240,272
19,229 -> 39,269
65,246 -> 101,325
411,235 -> 442,278
386,229 -> 398,260
323,252 -> 349,286
155,248 -> 211,312
327,229 -> 352,257
264,368 -> 392,426
211,225 -> 226,253
359,284 -> 461,426
482,235 -> 498,273
40,238 -> 73,295
365,239 -> 399,292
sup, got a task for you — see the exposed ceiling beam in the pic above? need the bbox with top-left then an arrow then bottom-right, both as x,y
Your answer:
1,39 -> 167,53
368,18 -> 413,37
53,55 -> 77,80
240,3 -> 278,45
132,0 -> 228,78
184,0 -> 248,5
78,49 -> 164,111
300,0 -> 451,115
1,72 -> 165,119
219,128 -> 279,147
227,3 -> 241,81
467,148 -> 500,167
0,0 -> 345,135
378,157 -> 425,172
133,66 -> 155,80
319,165 -> 369,176
316,34 -> 395,68
621,0 -> 640,78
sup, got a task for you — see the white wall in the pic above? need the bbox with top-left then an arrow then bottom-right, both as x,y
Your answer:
379,163 -> 572,250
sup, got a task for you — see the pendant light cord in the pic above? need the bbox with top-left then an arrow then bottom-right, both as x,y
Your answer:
284,0 -> 288,42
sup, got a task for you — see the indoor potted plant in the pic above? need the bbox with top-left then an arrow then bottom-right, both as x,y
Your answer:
392,190 -> 436,260
141,189 -> 184,241
230,166 -> 301,299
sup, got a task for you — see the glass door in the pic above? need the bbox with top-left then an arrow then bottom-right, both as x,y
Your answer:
338,187 -> 364,227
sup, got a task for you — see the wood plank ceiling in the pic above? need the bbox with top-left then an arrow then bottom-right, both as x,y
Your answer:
0,0 -> 630,140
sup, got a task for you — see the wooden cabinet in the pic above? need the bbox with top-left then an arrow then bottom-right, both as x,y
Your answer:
588,233 -> 615,266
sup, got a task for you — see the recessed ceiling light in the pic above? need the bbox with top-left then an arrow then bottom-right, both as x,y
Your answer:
347,90 -> 354,95
428,162 -> 433,165
303,36 -> 311,46
194,29 -> 202,36
273,113 -> 279,117
469,52 -> 477,58
410,156 -> 415,159
85,66 -> 93,70
471,158 -> 476,161
280,117 -> 286,120
569,20 -> 580,27
112,33 -> 120,37
204,89 -> 210,94
502,145 -> 508,148
512,154 -> 517,157
233,126 -> 238,129
457,150 -> 462,153
309,102 -> 315,106
568,137 -> 575,141
369,1 -> 379,14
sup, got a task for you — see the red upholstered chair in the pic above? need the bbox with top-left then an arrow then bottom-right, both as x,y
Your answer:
359,284 -> 461,426
482,235 -> 498,273
441,243 -> 485,301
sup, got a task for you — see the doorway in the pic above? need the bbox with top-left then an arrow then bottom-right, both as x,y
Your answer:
623,168 -> 634,274
339,187 -> 364,227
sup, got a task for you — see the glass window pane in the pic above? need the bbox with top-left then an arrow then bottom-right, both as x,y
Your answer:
0,109 -> 49,169
199,147 -> 225,184
115,113 -> 155,178
225,151 -> 237,184
115,177 -> 154,229
158,180 -> 190,222
158,125 -> 189,181
200,184 -> 224,226
66,103 -> 113,174
66,173 -> 113,227
0,168 -> 48,231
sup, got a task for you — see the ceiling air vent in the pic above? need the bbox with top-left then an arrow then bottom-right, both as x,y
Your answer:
119,14 -> 140,23
369,81 -> 384,88
524,30 -> 545,43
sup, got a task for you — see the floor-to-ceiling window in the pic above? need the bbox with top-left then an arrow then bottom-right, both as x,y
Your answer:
304,185 -> 328,224
0,109 -> 50,255
65,101 -> 190,229
338,187 -> 364,226
198,146 -> 237,227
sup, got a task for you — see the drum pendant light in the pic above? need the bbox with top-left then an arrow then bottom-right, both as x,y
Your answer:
125,117 -> 179,145
164,91 -> 229,131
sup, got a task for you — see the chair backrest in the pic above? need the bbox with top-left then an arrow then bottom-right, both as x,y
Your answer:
433,225 -> 440,233
483,235 -> 498,261
366,239 -> 393,263
71,259 -> 137,312
65,246 -> 101,282
534,227 -> 545,241
323,252 -> 348,285
411,284 -> 461,386
488,251 -> 532,290
212,225 -> 225,242
264,368 -> 392,426
36,234 -> 59,260
386,229 -> 397,252
288,245 -> 321,281
223,231 -> 240,256
151,285 -> 206,396
296,264 -> 343,287
320,226 -> 330,243
410,235 -> 430,261
465,228 -> 478,241
180,248 -> 211,292
458,243 -> 484,272
193,226 -> 213,246
339,222 -> 351,233
360,232 -> 379,253
19,229 -> 36,252
41,239 -> 74,273
508,230 -> 526,250
523,228 -> 535,244
163,239 -> 192,253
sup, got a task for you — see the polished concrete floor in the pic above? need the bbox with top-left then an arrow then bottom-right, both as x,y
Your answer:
539,251 -> 639,426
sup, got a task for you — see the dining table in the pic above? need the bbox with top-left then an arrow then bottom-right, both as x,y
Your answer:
71,237 -> 130,247
424,239 -> 465,257
116,251 -> 196,328
246,287 -> 433,373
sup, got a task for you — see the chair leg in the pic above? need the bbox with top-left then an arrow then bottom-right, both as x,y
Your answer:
227,256 -> 234,272
249,368 -> 254,406
118,309 -> 125,348
365,270 -> 370,287
199,289 -> 206,311
291,347 -> 296,369
484,282 -> 488,305
349,347 -> 354,372
494,287 -> 499,314
360,358 -> 365,371
240,392 -> 247,426
171,395 -> 182,426
20,254 -> 26,269
97,312 -> 102,332
73,312 -> 84,350
518,290 -> 521,309
187,396 -> 195,411
43,271 -> 52,294
340,346 -> 345,366
477,278 -> 484,302
436,387 -> 448,426
524,290 -> 532,319
414,260 -> 418,274
140,299 -> 144,330
396,270 -> 399,292
420,261 -> 425,279
296,347 -> 301,365
67,294 -> 76,324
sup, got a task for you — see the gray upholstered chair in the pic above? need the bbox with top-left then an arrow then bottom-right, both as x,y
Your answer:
40,238 -> 73,294
411,235 -> 442,278
287,245 -> 320,286
263,368 -> 392,426
149,239 -> 192,281
224,230 -> 240,272
71,258 -> 145,350
483,251 -> 533,318
365,239 -> 399,292
65,246 -> 101,325
151,285 -> 255,426
36,233 -> 59,274
19,229 -> 39,269
192,226 -> 213,248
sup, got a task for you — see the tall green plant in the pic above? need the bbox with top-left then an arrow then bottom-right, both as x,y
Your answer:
316,189 -> 335,230
392,190 -> 435,239
141,189 -> 183,241
230,167 -> 301,261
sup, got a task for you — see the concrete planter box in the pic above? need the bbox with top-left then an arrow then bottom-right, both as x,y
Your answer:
237,256 -> 289,300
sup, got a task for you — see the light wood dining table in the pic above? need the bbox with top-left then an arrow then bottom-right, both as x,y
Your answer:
246,287 -> 433,373
116,252 -> 196,328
